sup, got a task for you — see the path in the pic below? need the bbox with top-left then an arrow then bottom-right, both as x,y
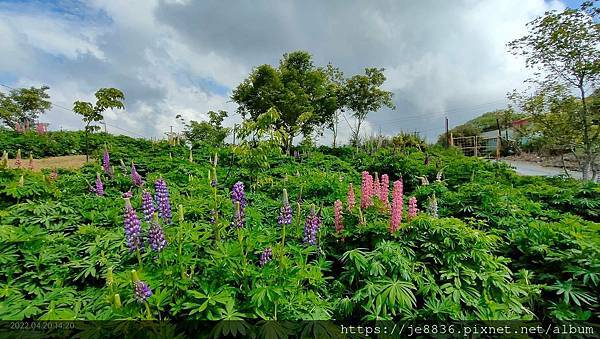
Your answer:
7,155 -> 88,171
500,159 -> 583,179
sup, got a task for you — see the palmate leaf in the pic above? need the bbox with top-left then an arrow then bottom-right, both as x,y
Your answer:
549,280 -> 597,306
376,278 -> 417,311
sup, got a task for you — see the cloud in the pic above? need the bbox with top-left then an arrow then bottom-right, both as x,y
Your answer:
0,0 -> 569,142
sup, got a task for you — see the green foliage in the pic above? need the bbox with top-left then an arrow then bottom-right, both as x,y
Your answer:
182,110 -> 230,148
0,128 -> 598,329
0,86 -> 52,128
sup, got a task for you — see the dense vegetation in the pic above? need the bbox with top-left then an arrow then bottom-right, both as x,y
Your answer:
0,130 -> 598,335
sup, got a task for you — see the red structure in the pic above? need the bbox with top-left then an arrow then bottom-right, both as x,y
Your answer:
511,118 -> 529,129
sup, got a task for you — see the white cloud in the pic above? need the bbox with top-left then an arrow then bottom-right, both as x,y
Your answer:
0,0 -> 573,142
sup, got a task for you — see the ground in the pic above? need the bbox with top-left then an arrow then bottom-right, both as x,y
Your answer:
7,155 -> 88,171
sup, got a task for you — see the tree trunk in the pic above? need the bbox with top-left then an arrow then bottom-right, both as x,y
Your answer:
578,85 -> 592,180
85,127 -> 89,163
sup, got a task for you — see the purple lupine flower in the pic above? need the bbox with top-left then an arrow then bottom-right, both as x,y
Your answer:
148,215 -> 167,252
232,201 -> 245,228
122,190 -> 133,199
278,189 -> 292,225
95,173 -> 104,196
303,206 -> 321,246
134,281 -> 153,303
123,198 -> 143,251
231,181 -> 246,208
210,168 -> 218,187
155,178 -> 172,224
102,148 -> 111,175
259,247 -> 273,267
131,163 -> 143,187
142,190 -> 156,222
209,209 -> 216,224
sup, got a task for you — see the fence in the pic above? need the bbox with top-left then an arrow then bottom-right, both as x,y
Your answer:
450,134 -> 500,159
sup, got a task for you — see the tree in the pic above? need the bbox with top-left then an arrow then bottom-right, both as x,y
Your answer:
232,51 -> 338,154
0,86 -> 52,128
510,85 -> 600,177
343,68 -> 395,146
183,110 -> 230,147
508,1 -> 600,179
73,88 -> 125,161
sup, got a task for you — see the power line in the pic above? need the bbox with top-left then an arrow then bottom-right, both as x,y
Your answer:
0,83 -> 146,138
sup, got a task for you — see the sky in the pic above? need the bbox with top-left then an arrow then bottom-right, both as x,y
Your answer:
0,0 -> 584,143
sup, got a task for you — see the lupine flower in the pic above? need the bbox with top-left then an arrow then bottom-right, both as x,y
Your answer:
148,213 -> 167,252
49,169 -> 58,181
427,194 -> 438,218
210,168 -> 218,187
408,196 -> 418,220
141,190 -> 155,222
209,209 -> 216,224
303,205 -> 321,245
231,181 -> 246,208
232,201 -> 245,228
389,180 -> 403,233
28,153 -> 34,170
95,173 -> 104,196
15,149 -> 22,168
15,122 -> 22,133
360,171 -> 374,209
103,148 -> 110,175
131,163 -> 143,187
278,189 -> 292,225
259,247 -> 273,266
294,150 -> 300,159
122,190 -> 133,199
380,174 -> 390,207
334,199 -> 344,233
155,178 -> 172,224
123,198 -> 143,251
18,175 -> 24,187
1,151 -> 7,169
134,281 -> 153,303
347,183 -> 355,211
373,173 -> 381,198
35,123 -> 46,135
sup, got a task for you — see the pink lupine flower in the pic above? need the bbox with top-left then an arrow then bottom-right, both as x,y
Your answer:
361,171 -> 374,209
389,179 -> 403,233
380,174 -> 390,207
347,183 -> 355,211
15,149 -> 22,168
334,199 -> 344,233
373,173 -> 381,198
28,154 -> 34,170
15,122 -> 22,133
408,196 -> 418,220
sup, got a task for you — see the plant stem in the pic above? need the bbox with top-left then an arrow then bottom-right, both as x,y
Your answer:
136,249 -> 143,271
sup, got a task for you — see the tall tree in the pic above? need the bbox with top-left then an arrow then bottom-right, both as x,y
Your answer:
508,1 -> 599,179
73,88 -> 125,161
0,85 -> 52,128
344,68 -> 395,146
232,51 -> 337,153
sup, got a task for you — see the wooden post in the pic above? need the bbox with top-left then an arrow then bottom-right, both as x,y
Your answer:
474,136 -> 478,157
449,132 -> 454,146
496,136 -> 500,160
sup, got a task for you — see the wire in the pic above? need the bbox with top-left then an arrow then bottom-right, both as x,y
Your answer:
0,83 -> 147,138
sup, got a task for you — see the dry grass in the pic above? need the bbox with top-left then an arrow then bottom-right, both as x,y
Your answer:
7,155 -> 90,172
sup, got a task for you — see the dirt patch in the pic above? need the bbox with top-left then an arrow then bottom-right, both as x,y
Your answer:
504,152 -> 582,171
6,155 -> 90,171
